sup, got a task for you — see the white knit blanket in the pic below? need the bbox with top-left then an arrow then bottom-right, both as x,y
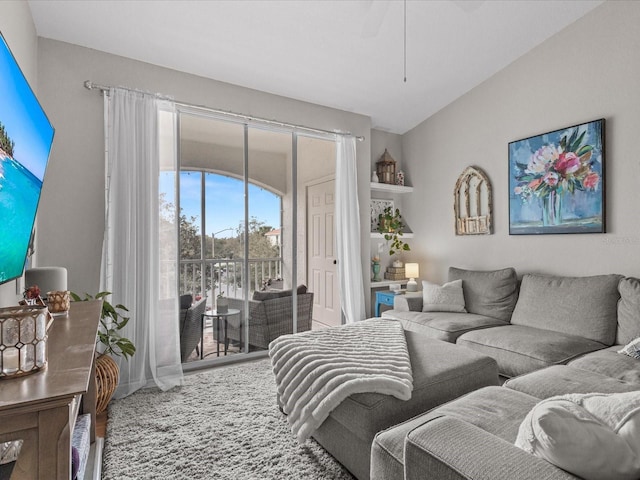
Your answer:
268,318 -> 413,443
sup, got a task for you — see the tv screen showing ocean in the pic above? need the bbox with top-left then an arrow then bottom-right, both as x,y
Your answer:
0,152 -> 42,283
0,33 -> 55,285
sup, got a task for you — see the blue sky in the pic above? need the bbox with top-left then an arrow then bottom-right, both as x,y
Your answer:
0,35 -> 54,180
178,171 -> 280,236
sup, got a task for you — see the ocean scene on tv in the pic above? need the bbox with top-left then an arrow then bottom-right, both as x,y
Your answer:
0,34 -> 54,284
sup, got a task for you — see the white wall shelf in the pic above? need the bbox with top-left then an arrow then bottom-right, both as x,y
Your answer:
371,280 -> 408,288
370,182 -> 413,193
371,232 -> 414,239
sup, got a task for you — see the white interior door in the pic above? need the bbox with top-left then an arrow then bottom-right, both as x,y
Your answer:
307,179 -> 341,327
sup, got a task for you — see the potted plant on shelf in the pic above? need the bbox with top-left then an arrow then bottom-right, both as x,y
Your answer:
71,291 -> 135,413
377,206 -> 410,256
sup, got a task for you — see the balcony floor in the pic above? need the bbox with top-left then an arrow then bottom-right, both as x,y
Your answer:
184,318 -> 330,363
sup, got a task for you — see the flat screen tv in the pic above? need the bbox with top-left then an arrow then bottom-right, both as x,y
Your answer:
0,32 -> 54,285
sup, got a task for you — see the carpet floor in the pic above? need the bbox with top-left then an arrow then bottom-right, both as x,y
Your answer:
102,359 -> 355,479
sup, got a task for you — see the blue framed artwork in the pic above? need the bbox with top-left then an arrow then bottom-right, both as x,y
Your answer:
509,119 -> 605,235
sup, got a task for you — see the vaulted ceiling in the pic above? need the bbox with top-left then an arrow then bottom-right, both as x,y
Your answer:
28,0 -> 603,134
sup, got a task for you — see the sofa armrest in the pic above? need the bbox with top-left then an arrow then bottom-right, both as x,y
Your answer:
404,416 -> 578,480
393,294 -> 423,312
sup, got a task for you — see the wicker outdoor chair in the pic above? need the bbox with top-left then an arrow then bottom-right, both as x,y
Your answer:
226,288 -> 314,350
179,296 -> 207,362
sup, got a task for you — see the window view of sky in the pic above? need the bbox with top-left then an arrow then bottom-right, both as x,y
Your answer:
178,171 -> 280,236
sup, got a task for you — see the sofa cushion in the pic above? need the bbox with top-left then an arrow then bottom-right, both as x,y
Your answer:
511,273 -> 622,345
372,386 -> 538,480
381,310 -> 508,343
457,325 -> 606,378
505,365 -> 640,399
403,415 -> 578,480
421,279 -> 466,312
617,277 -> 640,345
515,391 -> 640,480
448,266 -> 518,322
320,333 -> 498,480
568,345 -> 640,384
327,334 -> 498,442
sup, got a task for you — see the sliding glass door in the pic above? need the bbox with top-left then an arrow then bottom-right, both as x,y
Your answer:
177,110 -> 315,363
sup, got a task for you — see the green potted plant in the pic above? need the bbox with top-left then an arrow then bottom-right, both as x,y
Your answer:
71,291 -> 135,413
377,206 -> 411,256
216,292 -> 229,313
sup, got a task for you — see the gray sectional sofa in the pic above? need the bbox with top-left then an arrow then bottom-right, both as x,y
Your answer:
369,267 -> 640,480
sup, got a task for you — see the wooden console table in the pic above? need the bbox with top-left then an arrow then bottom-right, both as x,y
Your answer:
0,300 -> 101,479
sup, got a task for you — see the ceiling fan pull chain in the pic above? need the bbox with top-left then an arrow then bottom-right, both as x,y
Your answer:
404,0 -> 407,83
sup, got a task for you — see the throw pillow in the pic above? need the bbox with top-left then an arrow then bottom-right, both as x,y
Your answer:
421,279 -> 466,313
515,391 -> 640,480
619,337 -> 640,360
447,267 -> 518,321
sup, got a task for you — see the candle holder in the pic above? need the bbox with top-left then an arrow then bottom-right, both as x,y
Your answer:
0,305 -> 49,378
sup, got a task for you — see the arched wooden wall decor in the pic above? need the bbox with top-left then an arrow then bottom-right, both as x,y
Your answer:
454,166 -> 493,235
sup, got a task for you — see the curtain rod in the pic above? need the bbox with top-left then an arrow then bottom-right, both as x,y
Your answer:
84,80 -> 365,142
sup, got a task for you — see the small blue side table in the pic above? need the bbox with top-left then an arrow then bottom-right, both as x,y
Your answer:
375,290 -> 396,317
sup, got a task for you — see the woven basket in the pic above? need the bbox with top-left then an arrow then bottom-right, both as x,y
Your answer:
95,354 -> 119,414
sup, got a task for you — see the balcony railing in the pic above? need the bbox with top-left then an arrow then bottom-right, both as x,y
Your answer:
180,257 -> 283,300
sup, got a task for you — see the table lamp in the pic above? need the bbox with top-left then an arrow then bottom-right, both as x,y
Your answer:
405,263 -> 419,292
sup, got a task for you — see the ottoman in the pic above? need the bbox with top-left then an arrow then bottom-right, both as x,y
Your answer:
312,331 -> 499,480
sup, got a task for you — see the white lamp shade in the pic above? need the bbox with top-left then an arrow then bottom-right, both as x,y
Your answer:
405,263 -> 419,292
405,263 -> 419,279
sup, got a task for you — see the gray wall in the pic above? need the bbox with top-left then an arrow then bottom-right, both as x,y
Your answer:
36,39 -> 372,308
0,1 -> 38,306
402,1 -> 640,284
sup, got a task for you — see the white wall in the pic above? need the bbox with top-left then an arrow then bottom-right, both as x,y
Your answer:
402,1 -> 640,284
36,39 -> 372,308
0,1 -> 38,306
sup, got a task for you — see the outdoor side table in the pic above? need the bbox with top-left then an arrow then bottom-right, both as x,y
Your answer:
201,308 -> 241,358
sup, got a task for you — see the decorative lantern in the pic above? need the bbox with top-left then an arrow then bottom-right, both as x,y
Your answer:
376,149 -> 397,184
0,305 -> 49,378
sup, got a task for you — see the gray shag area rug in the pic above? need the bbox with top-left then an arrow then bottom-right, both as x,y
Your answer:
102,359 -> 355,479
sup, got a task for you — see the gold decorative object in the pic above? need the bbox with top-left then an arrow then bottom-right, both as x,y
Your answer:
376,149 -> 397,184
0,305 -> 49,378
47,290 -> 70,315
95,354 -> 119,414
454,166 -> 493,235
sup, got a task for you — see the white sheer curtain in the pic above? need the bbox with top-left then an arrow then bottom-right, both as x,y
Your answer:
335,135 -> 366,323
101,87 -> 182,398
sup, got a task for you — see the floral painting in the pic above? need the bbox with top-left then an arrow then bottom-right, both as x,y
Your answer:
509,119 -> 605,234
